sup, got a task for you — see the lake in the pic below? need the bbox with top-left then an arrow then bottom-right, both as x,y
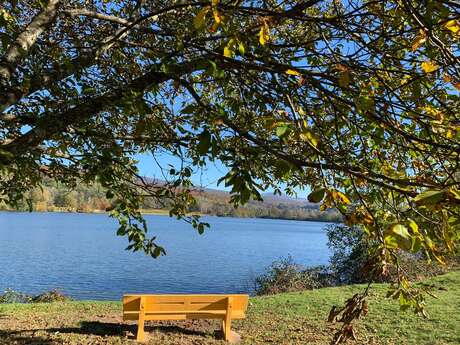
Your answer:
0,212 -> 331,300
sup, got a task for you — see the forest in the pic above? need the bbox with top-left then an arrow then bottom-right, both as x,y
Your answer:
0,180 -> 341,223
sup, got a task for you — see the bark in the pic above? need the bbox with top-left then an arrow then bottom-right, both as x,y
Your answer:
0,0 -> 61,83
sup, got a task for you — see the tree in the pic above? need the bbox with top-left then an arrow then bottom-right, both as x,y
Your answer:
1,1 -> 459,342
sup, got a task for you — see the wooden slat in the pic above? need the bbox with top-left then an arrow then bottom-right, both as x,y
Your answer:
145,312 -> 244,321
123,294 -> 249,315
123,312 -> 246,321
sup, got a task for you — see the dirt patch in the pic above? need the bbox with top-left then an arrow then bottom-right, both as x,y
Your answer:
0,309 -> 232,345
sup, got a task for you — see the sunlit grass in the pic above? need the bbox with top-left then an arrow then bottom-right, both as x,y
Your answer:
1,271 -> 459,344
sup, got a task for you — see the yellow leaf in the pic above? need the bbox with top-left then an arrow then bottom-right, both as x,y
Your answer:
421,60 -> 439,74
445,19 -> 460,35
299,130 -> 318,148
212,8 -> 222,24
336,191 -> 351,205
408,219 -> 419,234
223,38 -> 235,58
412,30 -> 427,51
0,8 -> 13,22
209,21 -> 219,33
285,69 -> 301,76
259,21 -> 270,46
193,7 -> 209,30
237,40 -> 245,55
223,46 -> 232,58
423,105 -> 443,122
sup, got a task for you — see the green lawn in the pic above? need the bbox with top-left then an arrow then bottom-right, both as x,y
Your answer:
1,271 -> 459,344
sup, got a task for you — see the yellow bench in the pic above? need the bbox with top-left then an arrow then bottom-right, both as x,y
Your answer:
123,294 -> 249,343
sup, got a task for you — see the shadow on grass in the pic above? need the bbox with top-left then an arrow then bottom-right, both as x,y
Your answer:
48,321 -> 211,338
0,321 -> 215,344
47,321 -> 134,337
149,324 -> 212,337
0,330 -> 56,345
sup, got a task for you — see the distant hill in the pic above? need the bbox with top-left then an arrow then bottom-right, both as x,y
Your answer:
1,180 -> 342,223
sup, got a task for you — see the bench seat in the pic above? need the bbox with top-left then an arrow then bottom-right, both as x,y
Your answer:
122,294 -> 249,343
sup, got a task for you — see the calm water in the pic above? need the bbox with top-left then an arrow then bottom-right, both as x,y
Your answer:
0,212 -> 331,300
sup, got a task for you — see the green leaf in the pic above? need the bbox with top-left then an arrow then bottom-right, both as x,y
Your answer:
193,7 -> 209,30
153,246 -> 164,258
274,159 -> 293,179
238,40 -> 245,55
223,38 -> 236,58
391,224 -> 410,240
408,219 -> 419,234
413,190 -> 446,205
411,237 -> 422,253
196,130 -> 211,154
384,234 -> 399,249
308,188 -> 325,203
389,224 -> 412,250
181,104 -> 196,114
276,124 -> 289,138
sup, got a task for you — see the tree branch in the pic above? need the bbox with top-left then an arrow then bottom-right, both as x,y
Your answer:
0,0 -> 61,83
63,8 -> 131,26
0,58 -> 207,162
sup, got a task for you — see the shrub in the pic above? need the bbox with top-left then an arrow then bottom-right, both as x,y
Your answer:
0,289 -> 32,303
326,224 -> 456,284
31,289 -> 70,303
0,289 -> 70,303
254,256 -> 334,295
326,224 -> 371,284
254,224 -> 459,295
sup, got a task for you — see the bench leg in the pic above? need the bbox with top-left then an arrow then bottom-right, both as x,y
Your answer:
136,297 -> 146,342
136,314 -> 146,342
223,296 -> 233,342
222,318 -> 231,341
222,318 -> 241,343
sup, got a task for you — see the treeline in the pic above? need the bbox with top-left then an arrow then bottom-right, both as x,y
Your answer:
0,181 -> 342,222
0,181 -> 110,213
189,192 -> 341,222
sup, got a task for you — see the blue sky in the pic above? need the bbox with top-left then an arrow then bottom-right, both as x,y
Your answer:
135,153 -> 310,198
135,152 -> 231,190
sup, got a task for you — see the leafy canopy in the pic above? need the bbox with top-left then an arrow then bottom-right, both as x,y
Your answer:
1,0 -> 459,341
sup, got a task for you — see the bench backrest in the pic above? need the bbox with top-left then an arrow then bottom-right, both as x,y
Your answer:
123,294 -> 249,321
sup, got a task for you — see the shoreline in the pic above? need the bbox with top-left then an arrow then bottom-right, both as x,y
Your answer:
0,208 -> 341,223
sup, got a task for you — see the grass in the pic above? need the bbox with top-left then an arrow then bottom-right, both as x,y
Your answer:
0,271 -> 459,344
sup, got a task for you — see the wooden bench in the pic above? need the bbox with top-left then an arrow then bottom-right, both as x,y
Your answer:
123,294 -> 249,343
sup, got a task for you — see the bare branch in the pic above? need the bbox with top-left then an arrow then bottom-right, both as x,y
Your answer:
63,8 -> 131,26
